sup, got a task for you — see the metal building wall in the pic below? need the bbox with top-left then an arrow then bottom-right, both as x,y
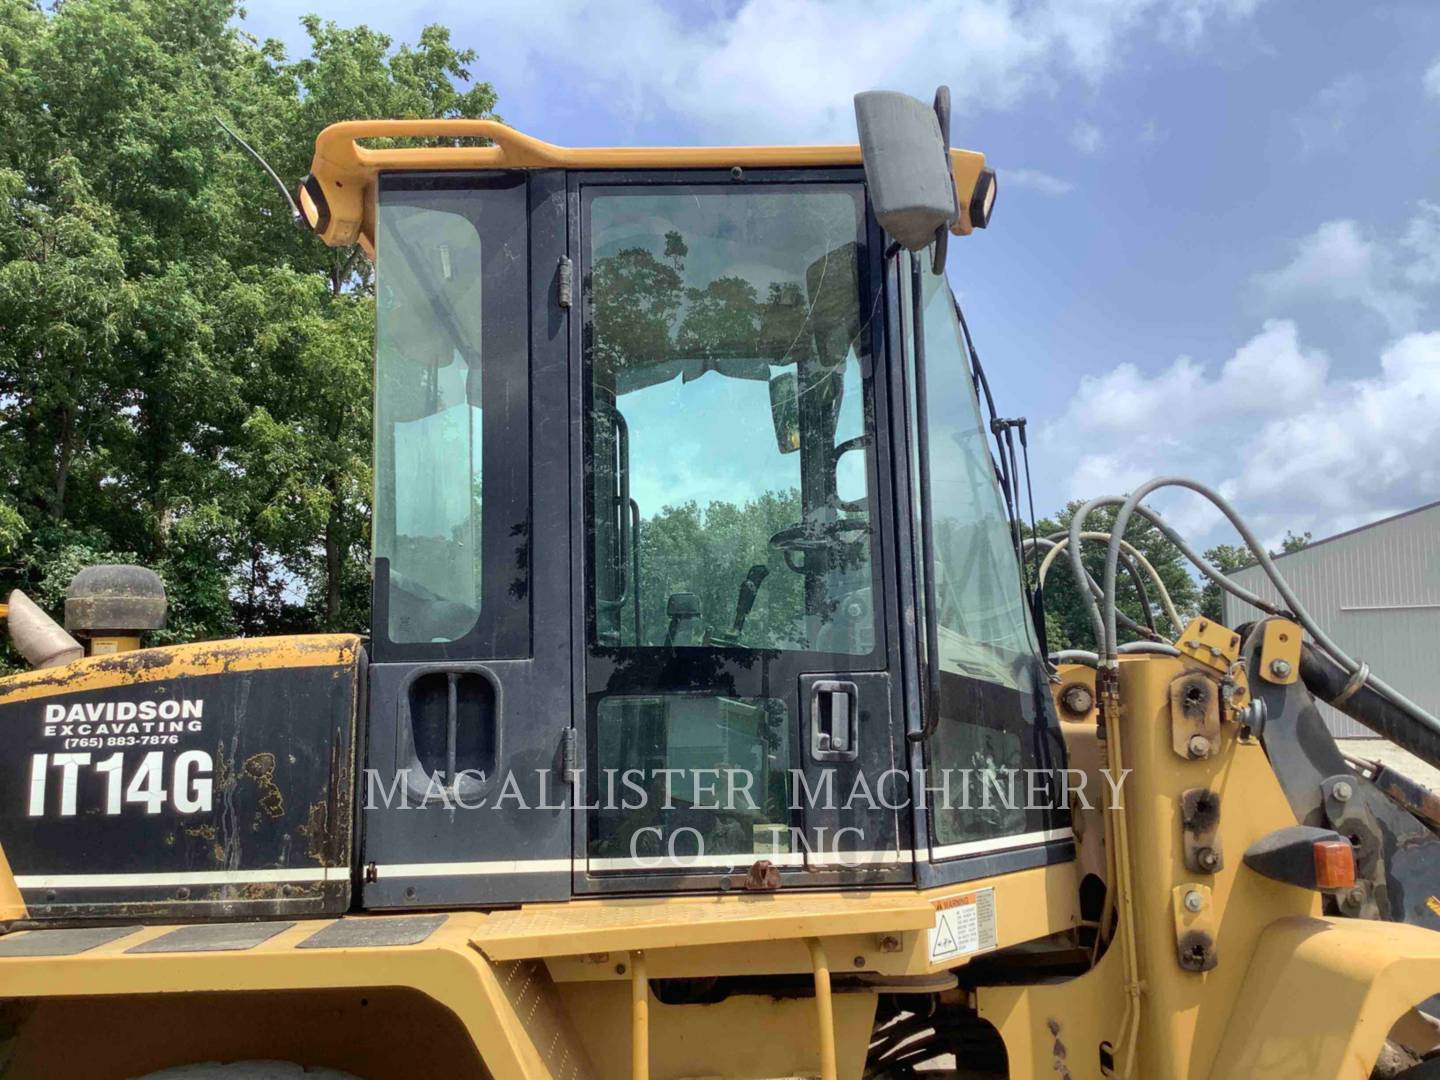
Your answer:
1221,502 -> 1440,738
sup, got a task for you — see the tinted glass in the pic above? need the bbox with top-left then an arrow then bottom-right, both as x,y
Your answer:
374,177 -> 529,655
904,262 -> 1065,850
586,186 -> 876,655
589,696 -> 793,866
583,181 -> 884,871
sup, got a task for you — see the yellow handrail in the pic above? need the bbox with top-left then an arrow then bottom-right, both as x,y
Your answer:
630,950 -> 649,1080
304,118 -> 988,250
807,938 -> 839,1080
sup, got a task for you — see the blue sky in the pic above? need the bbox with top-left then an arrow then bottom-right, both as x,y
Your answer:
243,0 -> 1440,549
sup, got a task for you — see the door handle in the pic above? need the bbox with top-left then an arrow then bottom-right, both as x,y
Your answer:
811,680 -> 859,762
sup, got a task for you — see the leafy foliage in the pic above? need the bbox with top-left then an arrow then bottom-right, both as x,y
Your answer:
1029,500 -> 1200,652
0,0 -> 497,670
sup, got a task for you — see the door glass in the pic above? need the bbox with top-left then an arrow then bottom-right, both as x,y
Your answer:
905,263 -> 1067,852
374,177 -> 529,656
589,696 -> 792,867
583,182 -> 881,869
587,186 -> 875,655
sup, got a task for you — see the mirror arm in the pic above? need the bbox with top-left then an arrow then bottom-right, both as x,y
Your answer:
931,86 -> 955,275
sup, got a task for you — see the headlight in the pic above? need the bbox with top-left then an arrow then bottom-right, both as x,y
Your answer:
969,167 -> 997,230
297,174 -> 331,235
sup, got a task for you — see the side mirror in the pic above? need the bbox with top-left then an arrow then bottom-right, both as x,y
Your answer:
768,372 -> 800,454
854,88 -> 957,261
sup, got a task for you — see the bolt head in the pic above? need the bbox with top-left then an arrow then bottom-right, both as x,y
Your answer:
1269,658 -> 1292,678
1061,685 -> 1095,716
1197,848 -> 1220,871
1183,890 -> 1205,913
1346,886 -> 1366,907
1333,781 -> 1353,802
1187,734 -> 1212,759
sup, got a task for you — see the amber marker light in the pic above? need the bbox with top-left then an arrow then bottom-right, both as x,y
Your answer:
1313,839 -> 1356,891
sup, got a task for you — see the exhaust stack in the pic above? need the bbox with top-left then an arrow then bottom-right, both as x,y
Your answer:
5,589 -> 84,669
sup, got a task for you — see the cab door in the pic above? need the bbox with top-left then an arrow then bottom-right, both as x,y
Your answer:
361,170 -> 574,908
570,169 -> 912,894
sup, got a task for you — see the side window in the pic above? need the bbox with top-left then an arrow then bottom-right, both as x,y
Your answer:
373,177 -> 530,658
915,268 -> 1037,684
905,262 -> 1058,850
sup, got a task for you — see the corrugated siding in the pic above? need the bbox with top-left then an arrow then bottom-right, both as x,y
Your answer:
1221,503 -> 1440,738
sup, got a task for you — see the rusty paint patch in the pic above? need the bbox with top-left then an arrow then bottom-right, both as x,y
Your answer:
242,753 -> 285,820
1380,777 -> 1440,828
299,801 -> 329,863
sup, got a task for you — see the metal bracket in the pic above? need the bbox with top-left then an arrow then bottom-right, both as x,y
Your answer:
1173,884 -> 1218,972
561,727 -> 579,783
557,255 -> 573,308
1181,788 -> 1223,874
1320,773 -> 1388,917
1170,671 -> 1222,761
1258,618 -> 1302,685
1176,617 -> 1242,675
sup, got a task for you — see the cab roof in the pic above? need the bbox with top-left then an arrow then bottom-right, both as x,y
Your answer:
303,119 -> 988,254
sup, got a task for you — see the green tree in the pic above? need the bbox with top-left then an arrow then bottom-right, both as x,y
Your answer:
1276,530 -> 1312,555
0,1 -> 499,668
1030,500 -> 1200,652
1198,543 -> 1251,623
635,492 -> 804,649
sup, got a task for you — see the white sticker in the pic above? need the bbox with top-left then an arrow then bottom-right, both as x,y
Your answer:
928,887 -> 998,963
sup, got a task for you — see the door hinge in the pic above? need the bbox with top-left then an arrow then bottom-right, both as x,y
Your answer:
562,727 -> 578,781
557,256 -> 573,308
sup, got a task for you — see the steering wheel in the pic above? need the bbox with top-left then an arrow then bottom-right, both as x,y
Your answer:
768,518 -> 869,574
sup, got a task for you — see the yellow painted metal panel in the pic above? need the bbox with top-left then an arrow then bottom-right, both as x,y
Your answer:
476,863 -> 1076,965
1209,916 -> 1440,1079
475,890 -> 936,961
0,915 -> 587,1080
0,841 -> 26,921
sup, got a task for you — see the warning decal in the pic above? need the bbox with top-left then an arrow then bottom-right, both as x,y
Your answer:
928,887 -> 998,964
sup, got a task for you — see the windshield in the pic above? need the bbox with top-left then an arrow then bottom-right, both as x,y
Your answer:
916,266 -> 1038,688
904,259 -> 1063,853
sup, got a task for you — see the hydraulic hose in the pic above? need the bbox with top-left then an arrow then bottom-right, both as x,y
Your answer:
1032,532 -> 1183,635
1066,498 -> 1284,653
1050,642 -> 1183,669
1027,536 -> 1159,642
1098,477 -> 1440,738
1300,643 -> 1440,770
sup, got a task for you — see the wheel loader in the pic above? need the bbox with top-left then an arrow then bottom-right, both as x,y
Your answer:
1,88 -> 1439,1080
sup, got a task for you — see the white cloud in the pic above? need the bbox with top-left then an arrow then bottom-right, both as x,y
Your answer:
1424,57 -> 1440,100
1401,201 -> 1440,287
1293,73 -> 1365,156
391,0 -> 1271,143
1038,319 -> 1440,548
1071,120 -> 1104,154
1006,168 -> 1075,195
1254,205 -> 1440,332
